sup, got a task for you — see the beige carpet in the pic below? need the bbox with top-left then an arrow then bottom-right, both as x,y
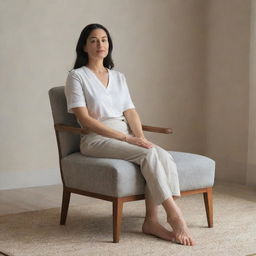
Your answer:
0,183 -> 256,256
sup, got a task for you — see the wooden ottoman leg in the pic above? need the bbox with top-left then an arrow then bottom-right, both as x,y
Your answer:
113,198 -> 124,243
203,187 -> 213,228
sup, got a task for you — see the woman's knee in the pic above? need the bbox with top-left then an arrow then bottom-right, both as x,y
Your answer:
140,146 -> 158,162
154,145 -> 174,161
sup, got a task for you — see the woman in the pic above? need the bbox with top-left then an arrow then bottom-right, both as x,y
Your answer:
65,23 -> 195,246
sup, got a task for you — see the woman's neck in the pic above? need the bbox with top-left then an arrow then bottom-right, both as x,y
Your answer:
86,60 -> 106,73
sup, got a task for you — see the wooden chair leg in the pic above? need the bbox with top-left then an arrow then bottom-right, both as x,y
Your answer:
60,188 -> 71,225
113,198 -> 124,243
203,187 -> 213,228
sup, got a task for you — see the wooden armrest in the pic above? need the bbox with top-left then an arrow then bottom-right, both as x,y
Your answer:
54,124 -> 89,134
54,123 -> 173,135
142,125 -> 173,134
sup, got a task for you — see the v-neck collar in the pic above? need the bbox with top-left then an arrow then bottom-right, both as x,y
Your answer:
83,66 -> 111,90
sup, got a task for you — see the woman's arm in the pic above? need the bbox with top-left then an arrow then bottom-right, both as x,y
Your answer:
124,109 -> 153,148
72,107 -> 127,141
123,109 -> 145,138
73,107 -> 152,148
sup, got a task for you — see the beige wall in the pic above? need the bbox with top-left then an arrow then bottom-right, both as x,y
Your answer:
0,0 -> 253,189
205,0 -> 251,184
247,0 -> 256,186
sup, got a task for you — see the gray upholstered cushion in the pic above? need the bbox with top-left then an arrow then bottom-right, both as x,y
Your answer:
171,151 -> 215,191
61,151 -> 215,197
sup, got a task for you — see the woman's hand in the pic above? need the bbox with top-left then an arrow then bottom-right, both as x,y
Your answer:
126,135 -> 154,149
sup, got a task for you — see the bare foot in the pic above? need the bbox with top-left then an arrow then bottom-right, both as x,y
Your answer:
142,218 -> 176,241
167,216 -> 195,246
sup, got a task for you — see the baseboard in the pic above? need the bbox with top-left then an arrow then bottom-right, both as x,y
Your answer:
0,168 -> 62,190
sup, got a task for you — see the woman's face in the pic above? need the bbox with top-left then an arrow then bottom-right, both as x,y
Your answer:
84,28 -> 109,61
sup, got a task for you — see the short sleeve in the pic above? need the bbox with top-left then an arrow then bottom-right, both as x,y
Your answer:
64,70 -> 86,113
121,74 -> 136,111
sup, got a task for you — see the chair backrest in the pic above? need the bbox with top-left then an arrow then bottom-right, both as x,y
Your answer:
48,86 -> 80,158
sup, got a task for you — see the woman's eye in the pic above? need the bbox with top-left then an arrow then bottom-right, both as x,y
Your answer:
90,39 -> 107,43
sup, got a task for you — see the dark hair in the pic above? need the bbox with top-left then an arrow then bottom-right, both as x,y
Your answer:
73,23 -> 114,70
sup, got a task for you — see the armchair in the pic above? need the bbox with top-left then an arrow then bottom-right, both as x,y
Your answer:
48,86 -> 215,243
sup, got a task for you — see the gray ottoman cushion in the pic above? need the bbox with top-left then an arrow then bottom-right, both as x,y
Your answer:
170,151 -> 215,191
61,151 -> 215,197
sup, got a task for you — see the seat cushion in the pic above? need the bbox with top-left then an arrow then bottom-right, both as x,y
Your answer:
170,151 -> 215,191
61,151 -> 215,197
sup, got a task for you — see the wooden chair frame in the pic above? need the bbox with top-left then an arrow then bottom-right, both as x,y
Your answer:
54,123 -> 213,243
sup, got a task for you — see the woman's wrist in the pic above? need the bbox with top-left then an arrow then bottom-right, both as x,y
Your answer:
119,133 -> 128,142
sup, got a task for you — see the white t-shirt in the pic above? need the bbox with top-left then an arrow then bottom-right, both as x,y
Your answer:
65,66 -> 135,126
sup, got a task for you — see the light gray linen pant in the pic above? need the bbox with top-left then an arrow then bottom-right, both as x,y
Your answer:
80,117 -> 180,206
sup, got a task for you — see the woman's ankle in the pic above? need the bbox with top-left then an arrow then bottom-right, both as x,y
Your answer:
166,210 -> 186,223
167,214 -> 179,222
145,216 -> 158,223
